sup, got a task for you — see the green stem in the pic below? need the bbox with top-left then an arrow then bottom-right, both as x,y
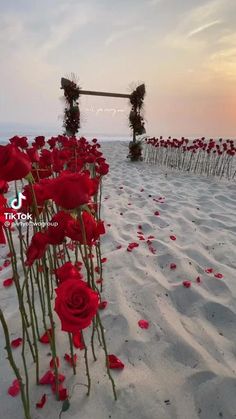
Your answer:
0,309 -> 32,419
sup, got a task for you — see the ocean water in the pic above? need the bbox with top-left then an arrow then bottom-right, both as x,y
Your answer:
0,131 -> 130,145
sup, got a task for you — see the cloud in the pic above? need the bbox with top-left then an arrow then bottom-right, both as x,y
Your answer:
163,0 -> 227,49
105,25 -> 145,47
187,20 -> 221,38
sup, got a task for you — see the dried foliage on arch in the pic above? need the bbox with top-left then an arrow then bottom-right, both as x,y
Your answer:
61,77 -> 146,148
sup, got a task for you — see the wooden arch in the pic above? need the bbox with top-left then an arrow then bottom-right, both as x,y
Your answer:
61,78 -> 146,143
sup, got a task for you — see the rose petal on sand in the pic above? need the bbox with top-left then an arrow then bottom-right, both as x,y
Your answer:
39,329 -> 52,344
205,268 -> 214,274
64,353 -> 77,367
3,278 -> 14,287
39,371 -> 55,385
36,394 -> 47,409
138,319 -> 149,329
11,338 -> 23,348
182,281 -> 191,288
108,354 -> 125,369
214,273 -> 224,279
73,332 -> 85,350
170,263 -> 177,270
49,356 -> 60,369
127,242 -> 139,252
99,301 -> 108,310
8,379 -> 20,397
170,235 -> 176,241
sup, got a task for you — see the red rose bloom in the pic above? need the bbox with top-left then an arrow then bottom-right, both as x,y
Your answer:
26,147 -> 40,163
0,180 -> 9,194
55,262 -> 82,283
46,211 -> 72,245
54,279 -> 99,333
34,136 -> 45,149
9,136 -> 28,149
26,232 -> 48,266
0,144 -> 31,181
51,172 -> 99,210
66,211 -> 105,245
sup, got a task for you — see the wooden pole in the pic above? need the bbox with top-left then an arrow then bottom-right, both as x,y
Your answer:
80,89 -> 131,99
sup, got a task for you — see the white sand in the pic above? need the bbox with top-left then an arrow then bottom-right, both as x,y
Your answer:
1,140 -> 236,419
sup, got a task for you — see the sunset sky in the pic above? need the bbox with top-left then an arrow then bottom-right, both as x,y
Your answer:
0,0 -> 235,138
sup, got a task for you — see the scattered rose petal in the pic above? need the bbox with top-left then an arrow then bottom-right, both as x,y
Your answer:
49,356 -> 60,369
64,353 -> 77,367
205,268 -> 213,274
73,332 -> 85,350
36,394 -> 47,409
148,245 -> 156,254
140,188 -> 144,192
96,278 -> 103,284
154,211 -> 160,216
214,273 -> 224,279
59,388 -> 68,401
3,259 -> 11,267
138,319 -> 149,329
39,329 -> 52,344
99,301 -> 108,310
95,266 -> 100,273
182,281 -> 191,288
11,338 -> 23,348
147,235 -> 155,239
3,278 -> 14,287
170,263 -> 177,270
116,245 -> 122,250
39,371 -> 55,385
196,276 -> 201,283
170,235 -> 176,241
138,225 -> 142,230
108,354 -> 125,370
8,379 -> 20,397
127,242 -> 139,252
101,258 -> 107,263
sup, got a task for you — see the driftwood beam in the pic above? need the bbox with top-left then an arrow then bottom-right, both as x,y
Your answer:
79,89 -> 131,99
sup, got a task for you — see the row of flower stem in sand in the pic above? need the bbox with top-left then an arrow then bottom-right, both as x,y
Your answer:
0,135 -> 120,419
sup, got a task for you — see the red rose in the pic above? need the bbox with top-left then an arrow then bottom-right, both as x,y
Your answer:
54,279 -> 99,333
96,162 -> 109,176
66,211 -> 105,245
26,147 -> 40,163
55,262 -> 82,283
46,211 -> 72,245
9,136 -> 28,149
33,136 -> 45,149
51,172 -> 99,210
26,232 -> 48,266
0,144 -> 31,181
0,180 -> 9,194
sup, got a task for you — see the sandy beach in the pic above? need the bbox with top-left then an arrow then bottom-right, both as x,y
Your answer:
1,140 -> 236,419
